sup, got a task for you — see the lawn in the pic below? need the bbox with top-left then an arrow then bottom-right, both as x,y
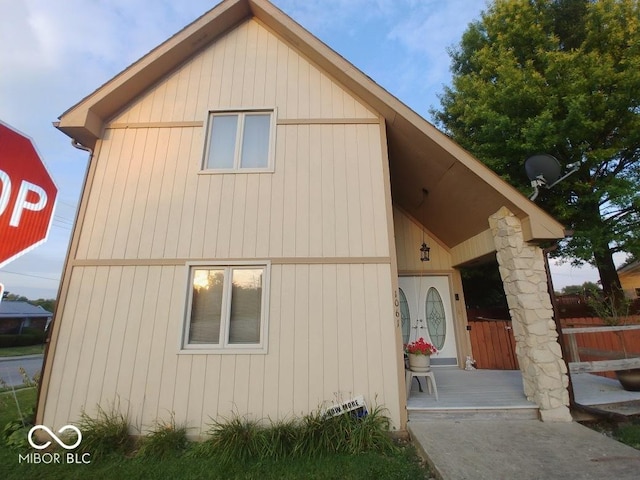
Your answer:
582,418 -> 640,451
0,345 -> 45,357
0,388 -> 431,480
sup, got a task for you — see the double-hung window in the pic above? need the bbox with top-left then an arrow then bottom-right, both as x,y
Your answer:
203,110 -> 275,172
183,262 -> 270,353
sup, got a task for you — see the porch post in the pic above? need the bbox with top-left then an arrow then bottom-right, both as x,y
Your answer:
489,207 -> 572,422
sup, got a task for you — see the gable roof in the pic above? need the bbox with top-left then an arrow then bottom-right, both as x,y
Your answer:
55,0 -> 565,253
618,260 -> 640,276
0,301 -> 52,318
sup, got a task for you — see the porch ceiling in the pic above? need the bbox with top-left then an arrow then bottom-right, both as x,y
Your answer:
385,113 -> 560,250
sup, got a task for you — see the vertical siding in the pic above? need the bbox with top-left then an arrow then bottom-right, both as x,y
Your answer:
111,20 -> 377,124
44,18 -> 403,433
393,207 -> 452,272
76,19 -> 383,261
76,123 -> 387,261
44,263 -> 401,431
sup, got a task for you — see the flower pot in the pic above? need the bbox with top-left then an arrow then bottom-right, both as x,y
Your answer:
615,369 -> 640,391
408,353 -> 431,372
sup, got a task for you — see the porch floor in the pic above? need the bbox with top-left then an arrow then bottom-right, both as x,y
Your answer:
406,367 -> 640,418
407,367 -> 536,418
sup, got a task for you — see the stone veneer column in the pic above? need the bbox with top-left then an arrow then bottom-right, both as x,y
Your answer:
489,207 -> 572,422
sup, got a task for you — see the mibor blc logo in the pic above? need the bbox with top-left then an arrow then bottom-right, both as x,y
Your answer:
19,424 -> 91,465
28,424 -> 82,450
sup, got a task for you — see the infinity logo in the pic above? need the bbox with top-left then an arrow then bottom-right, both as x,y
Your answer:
28,425 -> 82,450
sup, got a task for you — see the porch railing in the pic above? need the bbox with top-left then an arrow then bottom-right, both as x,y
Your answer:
563,323 -> 640,374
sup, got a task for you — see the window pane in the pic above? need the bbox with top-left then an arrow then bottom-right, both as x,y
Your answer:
189,269 -> 225,344
228,268 -> 263,344
207,115 -> 237,169
399,288 -> 411,345
425,287 -> 446,350
240,114 -> 270,168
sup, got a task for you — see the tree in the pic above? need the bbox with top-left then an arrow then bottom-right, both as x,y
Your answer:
433,0 -> 640,299
560,281 -> 601,295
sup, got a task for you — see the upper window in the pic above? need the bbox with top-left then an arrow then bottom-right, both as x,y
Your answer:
182,262 -> 270,353
203,110 -> 275,172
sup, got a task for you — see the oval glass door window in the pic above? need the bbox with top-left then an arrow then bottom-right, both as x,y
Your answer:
399,288 -> 411,344
425,287 -> 446,350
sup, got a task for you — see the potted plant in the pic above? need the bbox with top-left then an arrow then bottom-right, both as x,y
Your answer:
405,337 -> 438,372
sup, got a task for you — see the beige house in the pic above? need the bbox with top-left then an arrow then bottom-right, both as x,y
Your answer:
38,0 -> 573,435
619,261 -> 640,299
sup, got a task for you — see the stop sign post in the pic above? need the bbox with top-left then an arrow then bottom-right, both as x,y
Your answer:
0,120 -> 58,269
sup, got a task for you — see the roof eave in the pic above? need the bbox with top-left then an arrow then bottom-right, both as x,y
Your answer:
56,0 -> 251,146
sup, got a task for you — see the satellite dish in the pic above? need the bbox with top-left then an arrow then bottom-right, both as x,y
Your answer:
525,154 -> 561,185
524,153 -> 580,201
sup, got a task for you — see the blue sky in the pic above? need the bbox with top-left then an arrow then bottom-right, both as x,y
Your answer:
0,0 -> 605,299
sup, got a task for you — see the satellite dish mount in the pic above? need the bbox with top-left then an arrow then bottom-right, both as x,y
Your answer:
525,154 -> 579,201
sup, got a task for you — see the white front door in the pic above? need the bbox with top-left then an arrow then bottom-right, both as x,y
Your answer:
398,275 -> 458,366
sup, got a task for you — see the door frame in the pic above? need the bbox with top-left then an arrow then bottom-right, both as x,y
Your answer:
398,273 -> 460,366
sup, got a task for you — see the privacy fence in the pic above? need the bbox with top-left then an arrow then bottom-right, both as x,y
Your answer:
467,310 -> 640,375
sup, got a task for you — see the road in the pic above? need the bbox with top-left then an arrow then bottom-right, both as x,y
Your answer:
0,355 -> 44,388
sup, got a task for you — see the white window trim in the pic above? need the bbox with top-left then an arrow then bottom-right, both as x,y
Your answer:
201,108 -> 277,174
180,260 -> 271,354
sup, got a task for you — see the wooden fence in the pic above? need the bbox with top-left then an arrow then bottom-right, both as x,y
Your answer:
467,315 -> 640,374
468,318 -> 519,370
560,316 -> 640,379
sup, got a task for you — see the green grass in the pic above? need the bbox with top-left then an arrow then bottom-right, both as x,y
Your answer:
615,422 -> 640,449
0,344 -> 45,357
0,387 -> 37,424
0,391 -> 430,479
582,419 -> 640,451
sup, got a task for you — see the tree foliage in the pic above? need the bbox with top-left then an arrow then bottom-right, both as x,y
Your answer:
2,292 -> 56,313
559,281 -> 601,295
433,0 -> 640,297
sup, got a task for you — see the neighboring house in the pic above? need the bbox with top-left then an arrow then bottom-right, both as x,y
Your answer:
0,301 -> 52,335
38,0 -> 572,434
619,261 -> 640,299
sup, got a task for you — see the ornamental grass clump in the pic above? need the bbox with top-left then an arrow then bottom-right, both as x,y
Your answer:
197,404 -> 398,463
77,402 -> 132,458
137,413 -> 189,459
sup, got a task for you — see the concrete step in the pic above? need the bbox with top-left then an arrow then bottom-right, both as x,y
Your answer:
408,406 -> 540,421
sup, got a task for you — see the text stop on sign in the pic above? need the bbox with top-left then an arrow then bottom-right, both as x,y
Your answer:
0,121 -> 58,268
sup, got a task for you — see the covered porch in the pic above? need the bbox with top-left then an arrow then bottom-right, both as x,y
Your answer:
406,367 -> 640,420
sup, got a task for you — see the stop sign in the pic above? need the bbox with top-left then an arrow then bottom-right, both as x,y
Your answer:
0,121 -> 57,268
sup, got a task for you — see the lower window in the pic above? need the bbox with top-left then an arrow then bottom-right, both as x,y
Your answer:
183,262 -> 269,353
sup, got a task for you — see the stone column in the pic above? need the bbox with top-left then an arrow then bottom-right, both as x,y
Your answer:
489,207 -> 572,422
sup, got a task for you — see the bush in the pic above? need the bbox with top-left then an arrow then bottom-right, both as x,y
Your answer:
0,333 -> 44,348
2,406 -> 35,450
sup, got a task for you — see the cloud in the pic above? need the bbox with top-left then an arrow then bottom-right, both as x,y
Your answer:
274,0 -> 398,33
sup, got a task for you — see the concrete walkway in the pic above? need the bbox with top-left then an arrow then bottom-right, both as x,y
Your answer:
409,419 -> 640,480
